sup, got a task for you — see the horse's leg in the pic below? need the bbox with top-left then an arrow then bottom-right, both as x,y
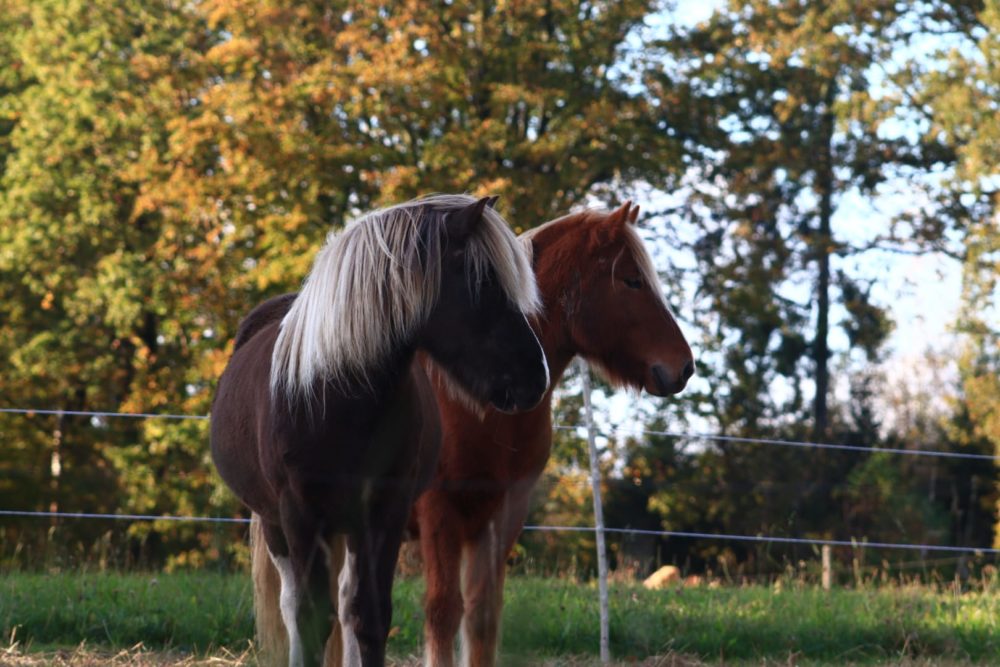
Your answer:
342,499 -> 411,667
269,549 -> 303,667
279,495 -> 335,667
258,518 -> 304,667
460,486 -> 534,667
418,495 -> 464,667
323,533 -> 346,666
252,514 -> 290,667
338,537 -> 363,667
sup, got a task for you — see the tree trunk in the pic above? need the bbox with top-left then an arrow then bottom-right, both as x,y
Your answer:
813,81 -> 836,440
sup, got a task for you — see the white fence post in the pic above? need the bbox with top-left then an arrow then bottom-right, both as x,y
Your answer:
580,359 -> 610,663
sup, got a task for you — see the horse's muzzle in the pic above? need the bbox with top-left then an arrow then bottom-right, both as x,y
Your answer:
650,360 -> 694,396
490,372 -> 548,413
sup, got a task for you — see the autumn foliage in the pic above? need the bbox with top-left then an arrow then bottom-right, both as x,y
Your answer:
0,0 -> 997,572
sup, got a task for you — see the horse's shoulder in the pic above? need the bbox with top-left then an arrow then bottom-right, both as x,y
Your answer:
233,293 -> 298,351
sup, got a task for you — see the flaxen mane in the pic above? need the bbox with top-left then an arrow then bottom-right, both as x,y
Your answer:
271,194 -> 541,400
520,208 -> 666,310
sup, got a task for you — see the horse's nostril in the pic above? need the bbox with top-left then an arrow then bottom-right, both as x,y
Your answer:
652,362 -> 692,395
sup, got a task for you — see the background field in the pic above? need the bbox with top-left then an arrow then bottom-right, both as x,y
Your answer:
3,572 -> 1000,665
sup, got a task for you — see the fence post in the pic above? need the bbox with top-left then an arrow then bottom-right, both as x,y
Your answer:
49,409 -> 64,525
580,359 -> 610,663
821,545 -> 832,590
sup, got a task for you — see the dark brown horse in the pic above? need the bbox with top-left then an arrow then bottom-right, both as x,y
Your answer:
211,195 -> 549,667
415,202 -> 694,666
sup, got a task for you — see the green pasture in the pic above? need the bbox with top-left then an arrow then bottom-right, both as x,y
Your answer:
2,572 -> 999,664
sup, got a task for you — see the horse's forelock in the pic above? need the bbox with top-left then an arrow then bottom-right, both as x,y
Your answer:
415,194 -> 541,317
471,205 -> 542,316
620,223 -> 669,310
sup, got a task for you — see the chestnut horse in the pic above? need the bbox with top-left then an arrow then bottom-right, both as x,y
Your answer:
416,202 -> 694,666
211,195 -> 549,667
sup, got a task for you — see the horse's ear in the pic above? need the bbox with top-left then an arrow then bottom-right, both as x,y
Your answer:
485,195 -> 500,209
447,196 -> 491,241
597,201 -> 631,241
628,204 -> 640,225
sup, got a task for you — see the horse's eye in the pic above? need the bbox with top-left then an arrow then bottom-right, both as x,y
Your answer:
623,277 -> 643,290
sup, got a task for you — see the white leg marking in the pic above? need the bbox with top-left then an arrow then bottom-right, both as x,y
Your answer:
270,552 -> 304,667
458,614 -> 470,667
458,537 -> 473,667
338,547 -> 362,667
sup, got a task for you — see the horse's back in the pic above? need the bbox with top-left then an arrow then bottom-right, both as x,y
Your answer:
234,293 -> 297,351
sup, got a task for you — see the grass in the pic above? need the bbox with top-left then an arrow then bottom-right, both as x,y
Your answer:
2,572 -> 1000,664
0,572 -> 254,652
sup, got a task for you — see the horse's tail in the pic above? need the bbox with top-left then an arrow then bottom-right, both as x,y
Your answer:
250,512 -> 288,666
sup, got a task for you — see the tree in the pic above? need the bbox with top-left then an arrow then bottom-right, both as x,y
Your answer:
0,0 -> 692,566
570,3 -> 1000,580
925,0 -> 1000,544
650,0 -> 981,440
139,0 -> 690,563
0,0 -> 223,566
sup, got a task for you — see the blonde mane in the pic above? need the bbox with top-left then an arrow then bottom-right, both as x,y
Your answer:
520,208 -> 667,310
270,194 -> 541,401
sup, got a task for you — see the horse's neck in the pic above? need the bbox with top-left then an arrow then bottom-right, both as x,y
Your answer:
349,346 -> 417,402
523,237 -> 582,387
535,328 -> 574,389
303,345 -> 418,430
535,273 -> 582,389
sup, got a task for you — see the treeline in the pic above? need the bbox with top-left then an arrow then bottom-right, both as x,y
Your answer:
0,0 -> 997,573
